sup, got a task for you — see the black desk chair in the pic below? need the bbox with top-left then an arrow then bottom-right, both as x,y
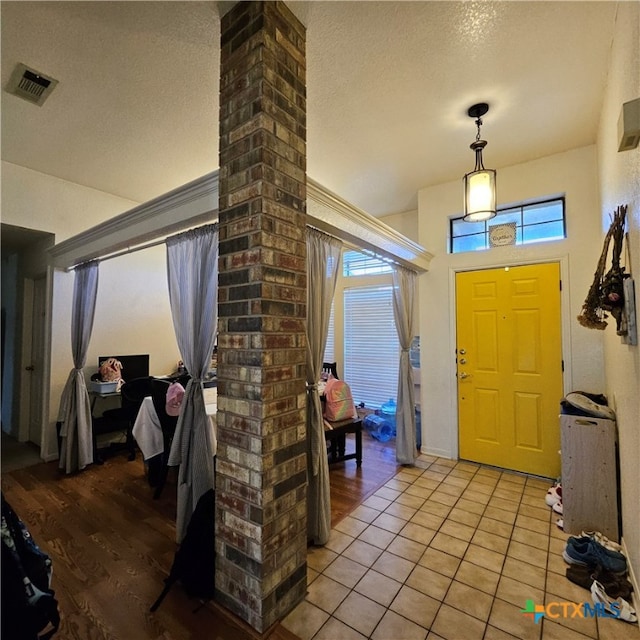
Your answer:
322,362 -> 339,379
92,376 -> 154,464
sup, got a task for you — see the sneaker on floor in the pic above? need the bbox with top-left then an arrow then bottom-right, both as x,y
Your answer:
580,530 -> 624,554
563,536 -> 627,574
545,485 -> 562,507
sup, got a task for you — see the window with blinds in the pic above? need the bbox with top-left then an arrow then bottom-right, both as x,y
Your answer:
342,251 -> 393,276
323,303 -> 335,363
344,285 -> 399,409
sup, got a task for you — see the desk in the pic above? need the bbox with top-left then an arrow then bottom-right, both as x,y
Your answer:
132,397 -> 217,461
324,417 -> 362,467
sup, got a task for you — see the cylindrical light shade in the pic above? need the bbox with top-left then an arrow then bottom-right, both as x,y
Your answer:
463,169 -> 496,222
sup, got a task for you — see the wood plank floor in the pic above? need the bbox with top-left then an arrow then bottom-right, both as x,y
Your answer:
1,432 -> 399,640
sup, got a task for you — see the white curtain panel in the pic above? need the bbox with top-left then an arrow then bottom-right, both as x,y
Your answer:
166,224 -> 219,542
392,265 -> 418,464
57,260 -> 99,474
306,228 -> 342,545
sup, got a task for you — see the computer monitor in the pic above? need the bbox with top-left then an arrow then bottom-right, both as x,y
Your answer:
98,354 -> 150,382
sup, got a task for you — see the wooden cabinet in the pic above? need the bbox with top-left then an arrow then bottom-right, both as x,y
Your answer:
560,414 -> 619,542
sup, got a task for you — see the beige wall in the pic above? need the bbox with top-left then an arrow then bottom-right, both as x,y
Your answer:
2,162 -> 180,460
596,1 -> 640,587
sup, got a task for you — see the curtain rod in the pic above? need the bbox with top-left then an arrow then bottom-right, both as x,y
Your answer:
68,236 -> 169,271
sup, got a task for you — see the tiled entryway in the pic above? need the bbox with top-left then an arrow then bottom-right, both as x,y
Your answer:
282,455 -> 639,640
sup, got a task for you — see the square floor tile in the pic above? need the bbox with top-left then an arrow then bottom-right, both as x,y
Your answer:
411,509 -> 445,530
455,498 -> 487,516
313,616 -> 367,640
455,560 -> 500,595
305,574 -> 351,613
488,497 -> 521,514
438,482 -> 465,498
431,603 -> 487,640
488,598 -> 541,640
342,539 -> 384,567
477,516 -> 514,539
372,609 -> 428,640
374,486 -> 402,501
354,568 -> 402,607
462,488 -> 492,503
334,516 -> 369,538
511,526 -> 549,551
387,535 -> 427,562
281,600 -> 329,640
518,503 -> 553,523
507,540 -> 548,569
471,529 -> 510,555
447,507 -> 482,528
362,495 -> 393,512
406,564 -> 453,600
444,580 -> 494,622
372,511 -> 407,534
385,501 -> 418,521
464,543 -> 506,573
496,574 -> 544,609
325,528 -> 355,554
323,555 -> 368,589
399,522 -> 436,546
333,591 -> 386,637
440,519 -> 476,542
430,531 -> 470,558
466,481 -> 495,495
357,524 -> 396,550
350,504 -> 382,524
371,550 -> 416,582
390,584 -> 441,629
421,500 -> 453,518
418,547 -> 461,578
516,514 -> 551,535
414,476 -> 442,491
395,492 -> 427,509
429,491 -> 459,507
307,546 -> 338,572
543,591 -> 598,638
501,556 -> 546,590
484,505 -> 518,525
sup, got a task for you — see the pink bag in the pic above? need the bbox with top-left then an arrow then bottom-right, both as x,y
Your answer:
323,377 -> 357,421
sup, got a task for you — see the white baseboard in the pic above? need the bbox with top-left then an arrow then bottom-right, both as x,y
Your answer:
420,445 -> 453,459
621,537 -> 639,613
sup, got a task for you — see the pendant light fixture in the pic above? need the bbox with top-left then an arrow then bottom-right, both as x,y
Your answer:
463,103 -> 496,222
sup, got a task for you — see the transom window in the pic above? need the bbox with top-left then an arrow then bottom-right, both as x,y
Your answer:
450,197 -> 566,254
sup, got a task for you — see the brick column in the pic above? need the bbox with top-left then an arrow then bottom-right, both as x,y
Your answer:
217,1 -> 307,632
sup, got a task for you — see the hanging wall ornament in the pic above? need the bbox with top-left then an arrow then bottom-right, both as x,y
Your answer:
577,205 -> 628,331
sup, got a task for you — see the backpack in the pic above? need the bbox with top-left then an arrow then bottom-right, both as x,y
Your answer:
323,377 -> 357,421
150,489 -> 216,612
1,494 -> 60,640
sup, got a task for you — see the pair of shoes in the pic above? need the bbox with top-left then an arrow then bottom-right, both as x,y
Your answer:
593,566 -> 635,600
545,485 -> 562,507
563,536 -> 627,574
566,564 -> 594,590
591,580 -> 637,622
567,565 -> 634,600
580,530 -> 624,554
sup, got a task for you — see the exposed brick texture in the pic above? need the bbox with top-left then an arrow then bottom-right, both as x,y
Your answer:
216,1 -> 307,632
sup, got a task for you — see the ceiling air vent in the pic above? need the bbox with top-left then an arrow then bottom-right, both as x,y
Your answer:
6,63 -> 58,106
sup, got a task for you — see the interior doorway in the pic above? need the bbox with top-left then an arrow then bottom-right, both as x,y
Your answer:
455,262 -> 563,478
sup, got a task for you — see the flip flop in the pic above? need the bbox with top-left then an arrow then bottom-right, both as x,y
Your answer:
591,580 -> 638,623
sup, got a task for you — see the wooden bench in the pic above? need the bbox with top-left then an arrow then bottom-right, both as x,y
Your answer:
324,417 -> 362,467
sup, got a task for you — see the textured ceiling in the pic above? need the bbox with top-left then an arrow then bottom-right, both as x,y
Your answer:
1,1 -> 618,219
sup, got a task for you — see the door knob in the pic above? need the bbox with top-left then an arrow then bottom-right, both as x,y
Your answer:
459,372 -> 471,379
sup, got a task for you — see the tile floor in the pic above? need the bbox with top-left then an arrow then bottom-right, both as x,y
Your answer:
282,455 -> 639,640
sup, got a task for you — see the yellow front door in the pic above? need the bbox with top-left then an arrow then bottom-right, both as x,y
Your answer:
456,263 -> 563,478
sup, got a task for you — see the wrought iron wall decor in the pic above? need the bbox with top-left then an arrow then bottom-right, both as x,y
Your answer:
578,204 -> 637,344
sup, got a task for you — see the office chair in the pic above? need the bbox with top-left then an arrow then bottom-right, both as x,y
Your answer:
92,376 -> 154,463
